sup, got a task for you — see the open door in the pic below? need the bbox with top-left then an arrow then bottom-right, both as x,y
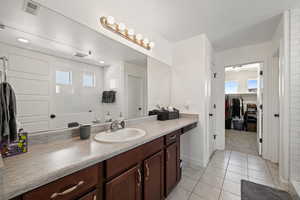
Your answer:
257,63 -> 264,156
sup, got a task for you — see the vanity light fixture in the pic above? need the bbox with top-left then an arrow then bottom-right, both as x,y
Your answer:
100,16 -> 155,50
17,37 -> 30,44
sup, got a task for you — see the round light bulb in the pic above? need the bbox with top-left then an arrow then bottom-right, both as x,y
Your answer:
107,16 -> 115,25
127,29 -> 135,36
136,34 -> 143,41
149,42 -> 155,48
143,38 -> 149,45
118,23 -> 126,31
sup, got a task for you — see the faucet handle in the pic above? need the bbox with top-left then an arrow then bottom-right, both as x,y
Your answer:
119,120 -> 125,129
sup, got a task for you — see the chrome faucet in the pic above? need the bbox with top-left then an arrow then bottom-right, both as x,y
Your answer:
110,120 -> 125,132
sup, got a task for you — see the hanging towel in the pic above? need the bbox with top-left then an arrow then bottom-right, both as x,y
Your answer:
102,90 -> 116,103
0,82 -> 17,142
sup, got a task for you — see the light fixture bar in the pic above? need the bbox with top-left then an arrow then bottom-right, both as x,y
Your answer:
100,16 -> 154,50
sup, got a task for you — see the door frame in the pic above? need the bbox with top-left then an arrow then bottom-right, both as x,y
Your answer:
124,63 -> 147,119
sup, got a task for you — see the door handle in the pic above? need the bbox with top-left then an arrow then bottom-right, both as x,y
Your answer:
274,114 -> 280,118
209,113 -> 213,117
138,107 -> 142,111
50,114 -> 56,119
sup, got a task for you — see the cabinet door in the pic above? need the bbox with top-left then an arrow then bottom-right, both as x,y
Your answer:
78,190 -> 97,200
165,143 -> 178,195
144,151 -> 164,200
106,165 -> 142,200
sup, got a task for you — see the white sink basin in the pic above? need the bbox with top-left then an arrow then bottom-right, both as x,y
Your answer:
94,128 -> 146,143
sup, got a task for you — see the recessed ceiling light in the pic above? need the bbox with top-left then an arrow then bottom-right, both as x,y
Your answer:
99,61 -> 105,64
17,38 -> 30,44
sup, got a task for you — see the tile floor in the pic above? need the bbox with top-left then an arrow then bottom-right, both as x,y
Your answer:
225,130 -> 258,156
167,150 -> 288,200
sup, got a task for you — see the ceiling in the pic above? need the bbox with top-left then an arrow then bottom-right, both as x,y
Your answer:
0,0 -> 147,67
34,0 -> 299,51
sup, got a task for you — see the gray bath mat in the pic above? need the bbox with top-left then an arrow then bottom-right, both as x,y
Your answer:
241,180 -> 292,200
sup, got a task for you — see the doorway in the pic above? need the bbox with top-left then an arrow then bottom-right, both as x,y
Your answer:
224,62 -> 263,156
127,75 -> 143,119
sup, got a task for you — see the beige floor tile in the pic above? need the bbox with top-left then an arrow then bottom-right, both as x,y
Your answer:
220,190 -> 240,200
248,169 -> 272,180
208,160 -> 228,170
200,171 -> 224,188
182,166 -> 205,181
193,182 -> 221,200
225,171 -> 248,184
204,166 -> 226,178
227,164 -> 248,175
167,186 -> 191,200
188,193 -> 206,200
178,175 -> 198,192
223,180 -> 241,196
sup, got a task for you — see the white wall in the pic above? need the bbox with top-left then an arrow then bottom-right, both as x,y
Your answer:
103,61 -> 125,120
225,70 -> 258,93
147,57 -> 171,110
34,0 -> 173,66
171,34 -> 212,167
215,41 -> 279,162
290,8 -> 300,182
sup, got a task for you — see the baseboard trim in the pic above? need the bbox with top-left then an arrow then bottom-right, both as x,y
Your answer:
181,155 -> 206,168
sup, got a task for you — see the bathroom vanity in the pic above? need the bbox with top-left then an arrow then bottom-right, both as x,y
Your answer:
3,115 -> 198,200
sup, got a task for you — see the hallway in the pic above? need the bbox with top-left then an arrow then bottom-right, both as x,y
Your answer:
167,150 -> 288,200
225,130 -> 259,156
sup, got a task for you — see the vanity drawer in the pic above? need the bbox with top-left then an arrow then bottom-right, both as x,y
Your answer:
106,146 -> 143,179
23,164 -> 101,200
105,137 -> 164,179
181,123 -> 197,134
142,137 -> 164,159
165,130 -> 180,146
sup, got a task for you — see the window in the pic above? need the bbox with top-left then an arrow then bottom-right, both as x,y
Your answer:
83,72 -> 95,88
225,81 -> 238,94
56,71 -> 72,85
248,79 -> 258,89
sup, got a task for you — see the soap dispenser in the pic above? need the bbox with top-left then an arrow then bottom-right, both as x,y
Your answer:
105,112 -> 112,122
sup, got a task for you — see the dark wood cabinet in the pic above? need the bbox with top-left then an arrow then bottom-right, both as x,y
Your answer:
14,124 -> 197,200
143,151 -> 164,200
105,165 -> 142,200
23,164 -> 101,200
78,190 -> 97,200
165,142 -> 179,195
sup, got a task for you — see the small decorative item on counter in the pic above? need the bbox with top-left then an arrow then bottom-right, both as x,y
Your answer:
104,111 -> 112,122
79,125 -> 91,140
0,131 -> 28,158
148,107 -> 180,121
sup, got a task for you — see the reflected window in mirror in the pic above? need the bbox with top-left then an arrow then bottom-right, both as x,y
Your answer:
83,72 -> 95,88
56,70 -> 72,85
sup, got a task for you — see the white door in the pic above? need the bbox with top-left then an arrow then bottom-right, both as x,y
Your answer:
208,70 -> 217,157
0,51 -> 51,133
257,63 -> 264,155
272,56 -> 280,162
127,75 -> 143,119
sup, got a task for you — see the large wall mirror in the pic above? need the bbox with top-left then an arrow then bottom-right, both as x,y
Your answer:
0,0 -> 148,134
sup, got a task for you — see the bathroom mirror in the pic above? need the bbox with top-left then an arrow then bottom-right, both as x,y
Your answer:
0,0 -> 148,134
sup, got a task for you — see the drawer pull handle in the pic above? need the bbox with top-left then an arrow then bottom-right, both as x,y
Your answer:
169,135 -> 177,140
137,169 -> 142,187
50,180 -> 84,199
145,163 -> 150,180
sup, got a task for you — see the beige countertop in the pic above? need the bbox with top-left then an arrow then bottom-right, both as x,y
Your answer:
2,115 -> 198,199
